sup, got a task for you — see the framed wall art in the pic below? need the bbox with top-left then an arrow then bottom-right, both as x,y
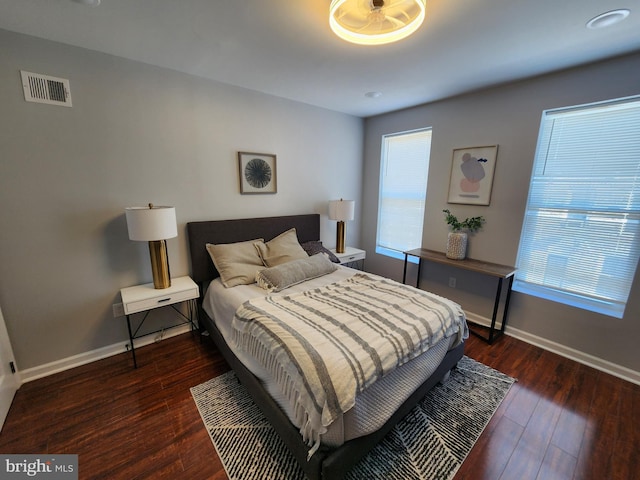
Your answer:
238,152 -> 277,194
447,145 -> 498,205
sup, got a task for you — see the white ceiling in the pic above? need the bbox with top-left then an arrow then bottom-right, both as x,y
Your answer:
1,0 -> 639,117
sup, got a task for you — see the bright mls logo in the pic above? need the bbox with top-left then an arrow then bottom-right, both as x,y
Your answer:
1,455 -> 78,479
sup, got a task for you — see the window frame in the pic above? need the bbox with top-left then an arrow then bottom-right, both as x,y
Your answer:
375,127 -> 432,262
513,95 -> 640,319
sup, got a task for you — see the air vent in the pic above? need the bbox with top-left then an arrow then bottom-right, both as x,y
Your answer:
20,70 -> 72,107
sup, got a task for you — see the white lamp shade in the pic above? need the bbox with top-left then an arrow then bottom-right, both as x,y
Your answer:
125,206 -> 177,241
328,199 -> 355,222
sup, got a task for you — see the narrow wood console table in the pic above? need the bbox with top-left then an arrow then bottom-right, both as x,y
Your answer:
403,248 -> 516,344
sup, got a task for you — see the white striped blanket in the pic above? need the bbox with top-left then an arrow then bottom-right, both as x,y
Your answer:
231,273 -> 467,456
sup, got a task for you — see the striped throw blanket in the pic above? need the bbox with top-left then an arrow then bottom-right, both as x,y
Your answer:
231,273 -> 467,456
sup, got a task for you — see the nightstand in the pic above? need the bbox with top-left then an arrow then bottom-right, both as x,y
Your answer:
331,247 -> 366,270
120,275 -> 199,368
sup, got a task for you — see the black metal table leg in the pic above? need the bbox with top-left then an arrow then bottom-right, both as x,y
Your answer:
125,314 -> 137,368
501,276 -> 515,333
402,254 -> 409,284
488,278 -> 504,344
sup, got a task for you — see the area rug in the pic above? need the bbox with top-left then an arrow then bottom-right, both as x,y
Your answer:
191,356 -> 515,480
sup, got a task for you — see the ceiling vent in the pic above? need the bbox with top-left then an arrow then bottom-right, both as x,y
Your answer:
20,70 -> 72,107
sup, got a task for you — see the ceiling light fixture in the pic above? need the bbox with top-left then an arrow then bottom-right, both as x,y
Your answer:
586,9 -> 630,29
330,0 -> 426,46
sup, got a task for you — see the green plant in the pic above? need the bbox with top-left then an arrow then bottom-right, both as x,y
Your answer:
442,209 -> 485,233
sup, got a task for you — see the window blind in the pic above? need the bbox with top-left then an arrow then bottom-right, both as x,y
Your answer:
376,129 -> 432,259
514,96 -> 640,318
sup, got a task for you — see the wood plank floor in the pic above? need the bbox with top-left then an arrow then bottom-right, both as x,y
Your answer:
1,331 -> 638,479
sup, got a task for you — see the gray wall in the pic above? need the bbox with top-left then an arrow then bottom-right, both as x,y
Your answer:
0,29 -> 363,370
362,52 -> 640,373
2,26 -> 638,377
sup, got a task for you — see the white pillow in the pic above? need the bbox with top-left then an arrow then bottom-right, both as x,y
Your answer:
206,239 -> 266,288
256,254 -> 338,292
254,228 -> 308,267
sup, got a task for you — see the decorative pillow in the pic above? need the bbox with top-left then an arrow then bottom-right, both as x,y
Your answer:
301,240 -> 340,263
254,228 -> 308,267
256,254 -> 338,292
206,239 -> 266,288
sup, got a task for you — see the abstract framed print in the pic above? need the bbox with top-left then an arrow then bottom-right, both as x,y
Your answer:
238,152 -> 277,194
447,145 -> 498,205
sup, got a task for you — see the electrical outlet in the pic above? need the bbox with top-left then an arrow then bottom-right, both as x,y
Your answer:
448,277 -> 456,288
155,329 -> 165,343
112,302 -> 125,317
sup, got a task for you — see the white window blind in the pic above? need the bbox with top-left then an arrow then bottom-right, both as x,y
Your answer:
514,96 -> 640,318
376,128 -> 432,260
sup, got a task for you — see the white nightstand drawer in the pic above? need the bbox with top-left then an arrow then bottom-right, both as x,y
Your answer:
124,288 -> 198,315
330,247 -> 366,269
121,276 -> 199,315
339,251 -> 365,263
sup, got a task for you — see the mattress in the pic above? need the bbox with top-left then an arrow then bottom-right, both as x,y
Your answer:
203,266 -> 466,447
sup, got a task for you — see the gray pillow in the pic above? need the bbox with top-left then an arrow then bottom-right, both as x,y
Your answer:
256,254 -> 338,292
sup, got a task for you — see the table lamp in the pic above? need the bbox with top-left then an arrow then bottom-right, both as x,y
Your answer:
328,199 -> 355,254
125,204 -> 177,289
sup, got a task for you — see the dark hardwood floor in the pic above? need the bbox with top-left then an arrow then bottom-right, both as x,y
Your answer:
1,331 -> 638,479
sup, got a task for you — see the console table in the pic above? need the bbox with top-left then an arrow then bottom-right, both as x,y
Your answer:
403,248 -> 516,344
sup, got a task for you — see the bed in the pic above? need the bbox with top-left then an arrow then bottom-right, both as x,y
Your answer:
187,213 -> 467,480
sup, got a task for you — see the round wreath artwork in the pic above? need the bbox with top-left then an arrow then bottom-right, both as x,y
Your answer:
244,158 -> 272,189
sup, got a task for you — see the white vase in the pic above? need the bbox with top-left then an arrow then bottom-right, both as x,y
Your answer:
446,232 -> 468,260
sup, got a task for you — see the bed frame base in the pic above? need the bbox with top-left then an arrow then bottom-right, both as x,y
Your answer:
200,307 -> 464,480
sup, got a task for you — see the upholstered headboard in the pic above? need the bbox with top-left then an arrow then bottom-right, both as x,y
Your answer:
187,214 -> 321,285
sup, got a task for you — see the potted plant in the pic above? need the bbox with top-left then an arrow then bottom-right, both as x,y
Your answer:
442,209 -> 485,259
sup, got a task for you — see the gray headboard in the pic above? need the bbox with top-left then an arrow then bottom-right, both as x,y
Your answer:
187,213 -> 321,285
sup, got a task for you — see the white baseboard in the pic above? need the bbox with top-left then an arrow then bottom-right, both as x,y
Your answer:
19,313 -> 640,387
465,311 -> 503,330
19,325 -> 193,384
465,311 -> 640,386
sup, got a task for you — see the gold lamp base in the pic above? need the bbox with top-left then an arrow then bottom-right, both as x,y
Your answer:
336,221 -> 346,254
148,240 -> 171,289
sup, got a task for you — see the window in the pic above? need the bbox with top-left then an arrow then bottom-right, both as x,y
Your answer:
514,96 -> 640,318
376,128 -> 432,260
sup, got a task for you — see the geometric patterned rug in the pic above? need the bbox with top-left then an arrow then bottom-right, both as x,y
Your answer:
191,356 -> 515,480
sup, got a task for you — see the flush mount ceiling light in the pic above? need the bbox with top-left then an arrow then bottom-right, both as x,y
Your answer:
586,9 -> 630,29
330,0 -> 427,46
